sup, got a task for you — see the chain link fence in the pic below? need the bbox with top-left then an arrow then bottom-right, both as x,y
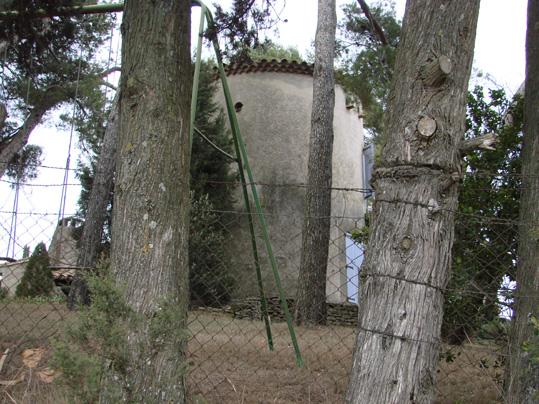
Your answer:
0,172 -> 535,404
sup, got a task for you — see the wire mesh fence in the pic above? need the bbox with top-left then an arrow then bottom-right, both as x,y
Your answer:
0,174 -> 536,404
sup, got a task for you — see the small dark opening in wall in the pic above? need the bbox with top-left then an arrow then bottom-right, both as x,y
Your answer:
234,102 -> 243,113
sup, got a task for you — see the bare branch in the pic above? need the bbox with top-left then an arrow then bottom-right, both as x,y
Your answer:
356,0 -> 388,46
0,102 -> 6,129
98,66 -> 121,78
100,80 -> 117,91
460,132 -> 498,155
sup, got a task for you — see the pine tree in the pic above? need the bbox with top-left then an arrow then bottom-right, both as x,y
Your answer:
16,242 -> 54,298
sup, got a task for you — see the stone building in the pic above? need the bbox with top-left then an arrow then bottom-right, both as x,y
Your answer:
0,217 -> 80,295
215,59 -> 367,304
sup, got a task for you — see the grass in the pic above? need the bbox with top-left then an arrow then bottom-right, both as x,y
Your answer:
0,301 -> 505,403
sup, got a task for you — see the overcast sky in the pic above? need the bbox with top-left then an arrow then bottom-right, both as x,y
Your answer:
0,0 -> 529,259
272,0 -> 526,94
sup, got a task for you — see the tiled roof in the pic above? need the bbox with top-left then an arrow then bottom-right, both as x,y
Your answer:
224,59 -> 314,77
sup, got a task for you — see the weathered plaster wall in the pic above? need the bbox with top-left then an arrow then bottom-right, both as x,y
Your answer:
0,259 -> 28,296
215,70 -> 365,303
48,219 -> 79,267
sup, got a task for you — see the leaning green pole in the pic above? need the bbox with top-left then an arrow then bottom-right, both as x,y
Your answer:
194,1 -> 303,368
189,4 -> 205,151
189,3 -> 274,353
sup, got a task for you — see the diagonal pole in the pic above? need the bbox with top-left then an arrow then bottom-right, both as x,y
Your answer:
195,0 -> 303,367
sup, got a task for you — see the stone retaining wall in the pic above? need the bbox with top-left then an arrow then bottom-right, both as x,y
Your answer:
230,297 -> 359,327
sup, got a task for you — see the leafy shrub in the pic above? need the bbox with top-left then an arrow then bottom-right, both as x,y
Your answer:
53,267 -> 188,402
52,270 -> 133,403
0,286 -> 8,300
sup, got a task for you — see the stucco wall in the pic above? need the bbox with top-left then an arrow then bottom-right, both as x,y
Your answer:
0,259 -> 28,296
215,71 -> 365,303
49,219 -> 79,267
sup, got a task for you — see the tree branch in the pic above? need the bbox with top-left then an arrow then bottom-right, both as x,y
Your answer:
0,103 -> 6,129
98,66 -> 121,78
356,0 -> 388,46
460,132 -> 498,155
100,80 -> 117,91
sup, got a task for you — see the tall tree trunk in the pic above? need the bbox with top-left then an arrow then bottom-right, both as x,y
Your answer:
506,1 -> 539,402
107,0 -> 191,401
294,0 -> 336,326
346,1 -> 479,403
67,94 -> 119,310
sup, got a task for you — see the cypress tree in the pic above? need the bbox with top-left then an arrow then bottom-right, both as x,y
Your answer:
16,242 -> 54,298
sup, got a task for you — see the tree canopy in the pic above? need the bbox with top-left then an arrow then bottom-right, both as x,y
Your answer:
0,0 -> 113,180
337,0 -> 400,140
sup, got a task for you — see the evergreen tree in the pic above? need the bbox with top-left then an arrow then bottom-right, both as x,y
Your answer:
0,0 -> 113,179
189,60 -> 235,307
16,242 -> 54,298
338,1 -> 401,142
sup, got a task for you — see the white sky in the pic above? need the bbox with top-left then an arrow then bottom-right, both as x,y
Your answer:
272,0 -> 526,95
0,0 -> 528,259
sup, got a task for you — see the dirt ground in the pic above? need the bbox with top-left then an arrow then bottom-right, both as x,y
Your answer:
0,302 -> 505,403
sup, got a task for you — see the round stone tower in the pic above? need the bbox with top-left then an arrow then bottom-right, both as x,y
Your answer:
215,59 -> 366,304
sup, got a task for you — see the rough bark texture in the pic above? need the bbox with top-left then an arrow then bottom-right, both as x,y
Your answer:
346,1 -> 480,403
67,94 -> 119,310
294,0 -> 336,326
107,0 -> 191,402
506,1 -> 539,402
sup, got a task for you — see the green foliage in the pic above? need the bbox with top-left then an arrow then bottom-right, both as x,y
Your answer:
149,297 -> 189,349
52,270 -> 133,403
15,242 -> 53,298
350,226 -> 369,245
191,61 -> 235,212
337,1 -> 400,142
442,88 -> 523,343
5,144 -> 43,184
22,244 -> 30,258
53,268 -> 189,402
184,60 -> 236,306
1,0 -> 113,178
0,286 -> 8,300
189,192 -> 234,307
248,41 -> 303,63
212,0 -> 280,63
522,317 -> 539,372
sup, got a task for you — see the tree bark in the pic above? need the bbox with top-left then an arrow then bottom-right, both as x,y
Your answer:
107,0 -> 191,402
346,1 -> 480,403
506,0 -> 539,402
294,0 -> 336,326
67,94 -> 119,310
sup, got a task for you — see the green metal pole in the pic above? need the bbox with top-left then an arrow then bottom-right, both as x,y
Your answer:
197,2 -> 303,367
191,0 -> 274,353
0,3 -> 124,18
189,4 -> 206,152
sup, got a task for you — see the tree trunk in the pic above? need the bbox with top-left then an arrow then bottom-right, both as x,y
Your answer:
67,94 -> 119,310
106,0 -> 191,402
0,102 -> 56,179
294,0 -> 336,326
506,0 -> 539,402
346,1 -> 479,403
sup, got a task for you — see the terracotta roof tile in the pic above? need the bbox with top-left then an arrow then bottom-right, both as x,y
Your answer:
224,59 -> 314,77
